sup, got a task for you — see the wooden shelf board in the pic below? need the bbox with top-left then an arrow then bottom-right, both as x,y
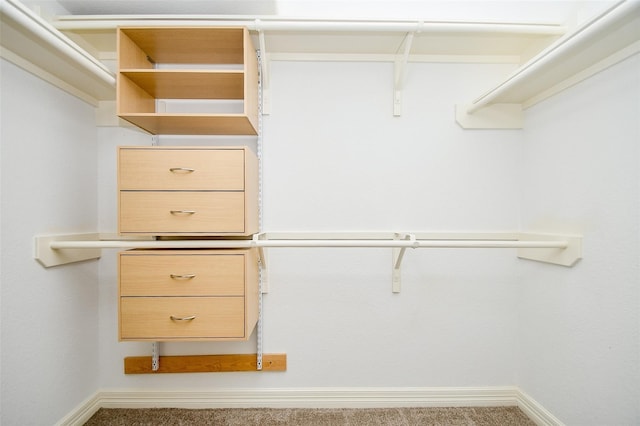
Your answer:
120,70 -> 244,99
124,353 -> 287,374
119,113 -> 258,135
120,27 -> 246,64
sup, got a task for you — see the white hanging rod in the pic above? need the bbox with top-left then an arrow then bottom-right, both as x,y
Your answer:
0,0 -> 115,87
52,15 -> 566,36
466,0 -> 638,113
35,232 -> 582,268
48,238 -> 567,250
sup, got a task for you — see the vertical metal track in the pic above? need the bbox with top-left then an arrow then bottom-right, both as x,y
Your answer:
151,341 -> 160,371
256,49 -> 264,371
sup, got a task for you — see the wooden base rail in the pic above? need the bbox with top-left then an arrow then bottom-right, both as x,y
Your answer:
124,353 -> 287,374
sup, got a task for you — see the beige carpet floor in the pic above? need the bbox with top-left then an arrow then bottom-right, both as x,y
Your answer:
83,406 -> 536,425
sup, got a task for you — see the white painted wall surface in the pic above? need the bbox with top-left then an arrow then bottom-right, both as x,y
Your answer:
96,60 -> 525,389
5,23 -> 637,424
518,54 -> 640,425
0,59 -> 100,425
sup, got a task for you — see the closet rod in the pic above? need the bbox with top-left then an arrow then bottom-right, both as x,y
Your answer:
0,0 -> 115,87
466,0 -> 638,113
36,233 -> 581,267
53,16 -> 566,36
48,239 -> 568,250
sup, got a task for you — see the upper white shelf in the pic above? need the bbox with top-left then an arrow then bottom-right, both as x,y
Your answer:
56,16 -> 564,63
0,0 -> 116,105
3,0 -> 639,118
465,0 -> 640,113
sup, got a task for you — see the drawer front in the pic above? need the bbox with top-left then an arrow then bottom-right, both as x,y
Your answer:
119,148 -> 245,191
120,297 -> 245,340
120,191 -> 245,234
120,253 -> 245,296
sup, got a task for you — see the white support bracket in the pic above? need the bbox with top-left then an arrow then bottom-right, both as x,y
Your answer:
34,233 -> 101,267
455,103 -> 523,129
393,32 -> 414,116
517,233 -> 582,266
252,233 -> 268,371
392,233 -> 416,293
253,233 -> 269,293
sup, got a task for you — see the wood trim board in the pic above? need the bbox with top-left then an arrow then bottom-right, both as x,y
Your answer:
124,353 -> 287,374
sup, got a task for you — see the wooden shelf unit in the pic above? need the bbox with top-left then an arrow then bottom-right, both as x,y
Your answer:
116,27 -> 258,135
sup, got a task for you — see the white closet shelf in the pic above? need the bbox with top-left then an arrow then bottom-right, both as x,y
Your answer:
0,0 -> 115,106
35,232 -> 582,292
6,0 -> 638,119
51,3 -> 640,121
6,0 -> 636,118
457,0 -> 640,128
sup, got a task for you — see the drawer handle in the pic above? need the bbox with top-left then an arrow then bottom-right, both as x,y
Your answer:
170,315 -> 196,321
170,273 -> 196,280
169,167 -> 195,173
170,210 -> 196,215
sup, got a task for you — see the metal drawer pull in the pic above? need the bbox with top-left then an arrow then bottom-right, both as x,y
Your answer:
170,315 -> 196,321
170,210 -> 195,215
169,167 -> 195,173
170,273 -> 196,280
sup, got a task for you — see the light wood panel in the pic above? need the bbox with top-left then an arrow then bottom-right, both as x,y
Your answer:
243,27 -> 259,131
120,27 -> 246,64
120,253 -> 245,296
120,70 -> 244,99
124,353 -> 287,374
119,191 -> 245,235
118,114 -> 258,135
117,29 -> 153,69
120,297 -> 245,340
117,74 -> 154,114
118,147 -> 245,190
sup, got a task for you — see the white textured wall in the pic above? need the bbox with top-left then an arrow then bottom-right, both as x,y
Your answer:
96,60 -> 525,389
0,59 -> 100,425
518,55 -> 640,424
5,45 -> 638,425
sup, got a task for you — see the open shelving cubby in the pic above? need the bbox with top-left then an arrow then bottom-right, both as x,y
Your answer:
116,27 -> 258,135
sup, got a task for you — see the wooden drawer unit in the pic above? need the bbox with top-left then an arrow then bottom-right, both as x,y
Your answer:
118,249 -> 259,341
118,146 -> 258,236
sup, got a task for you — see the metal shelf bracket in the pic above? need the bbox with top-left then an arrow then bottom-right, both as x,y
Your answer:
392,233 -> 417,293
393,32 -> 414,116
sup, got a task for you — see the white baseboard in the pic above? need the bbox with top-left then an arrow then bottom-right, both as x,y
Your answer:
54,392 -> 102,426
516,389 -> 566,426
57,386 -> 563,426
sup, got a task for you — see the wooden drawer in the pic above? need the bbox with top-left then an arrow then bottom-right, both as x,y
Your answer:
120,191 -> 245,235
118,249 -> 259,342
119,147 -> 245,190
120,252 -> 245,296
120,297 -> 245,340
